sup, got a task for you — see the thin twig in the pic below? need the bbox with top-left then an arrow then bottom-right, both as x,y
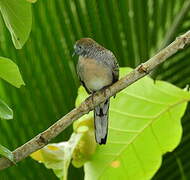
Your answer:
0,30 -> 190,171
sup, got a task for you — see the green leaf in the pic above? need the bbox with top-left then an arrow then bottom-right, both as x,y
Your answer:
0,57 -> 25,88
0,0 -> 32,49
0,144 -> 14,162
83,67 -> 190,180
0,99 -> 13,120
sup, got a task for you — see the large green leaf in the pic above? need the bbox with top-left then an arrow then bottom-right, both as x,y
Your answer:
83,68 -> 190,180
0,57 -> 25,88
0,0 -> 32,49
31,67 -> 190,180
0,99 -> 13,120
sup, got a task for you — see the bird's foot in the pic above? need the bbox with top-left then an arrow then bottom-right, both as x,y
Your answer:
101,85 -> 111,98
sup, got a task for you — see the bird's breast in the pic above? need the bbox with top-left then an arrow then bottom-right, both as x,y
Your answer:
78,56 -> 113,92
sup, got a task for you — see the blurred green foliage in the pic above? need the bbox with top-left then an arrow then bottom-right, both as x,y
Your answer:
0,0 -> 190,179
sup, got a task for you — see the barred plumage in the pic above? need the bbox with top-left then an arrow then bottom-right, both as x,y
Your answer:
74,38 -> 119,144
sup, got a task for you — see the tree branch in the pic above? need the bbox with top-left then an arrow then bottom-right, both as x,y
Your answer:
0,30 -> 190,171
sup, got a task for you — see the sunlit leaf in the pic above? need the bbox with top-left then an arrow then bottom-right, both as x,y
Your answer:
31,133 -> 83,180
0,57 -> 25,88
0,144 -> 14,162
31,108 -> 96,179
0,0 -> 32,49
82,68 -> 190,180
0,99 -> 13,120
72,113 -> 97,168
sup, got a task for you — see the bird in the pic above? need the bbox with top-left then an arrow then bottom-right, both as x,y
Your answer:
73,38 -> 119,145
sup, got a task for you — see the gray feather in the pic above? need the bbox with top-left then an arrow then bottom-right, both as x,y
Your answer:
94,99 -> 110,144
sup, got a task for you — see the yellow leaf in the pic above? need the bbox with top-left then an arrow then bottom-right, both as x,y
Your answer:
47,145 -> 59,151
30,150 -> 44,162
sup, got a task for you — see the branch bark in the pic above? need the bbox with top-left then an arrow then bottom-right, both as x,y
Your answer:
0,30 -> 190,171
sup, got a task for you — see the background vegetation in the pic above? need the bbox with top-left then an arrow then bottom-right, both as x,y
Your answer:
0,0 -> 190,179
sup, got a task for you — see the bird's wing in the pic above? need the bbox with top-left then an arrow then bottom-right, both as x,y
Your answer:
111,55 -> 119,83
101,51 -> 119,83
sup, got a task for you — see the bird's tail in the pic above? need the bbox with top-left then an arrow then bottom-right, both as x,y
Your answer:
94,98 -> 110,145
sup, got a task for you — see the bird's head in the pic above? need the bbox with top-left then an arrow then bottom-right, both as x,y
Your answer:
73,38 -> 104,57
